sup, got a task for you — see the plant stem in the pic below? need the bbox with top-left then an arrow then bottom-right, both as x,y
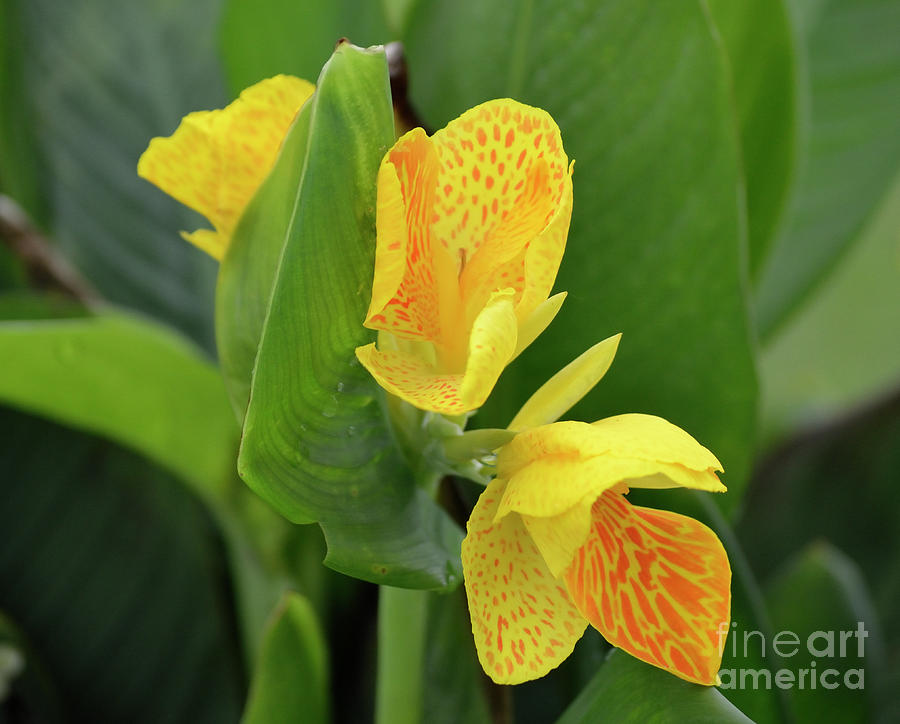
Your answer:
375,585 -> 429,724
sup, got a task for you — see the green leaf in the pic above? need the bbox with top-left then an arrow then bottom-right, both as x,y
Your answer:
404,0 -> 757,505
737,392 -> 900,655
753,0 -> 900,337
15,0 -> 225,347
220,0 -> 391,98
422,591 -> 491,724
556,650 -> 753,724
706,0 -> 799,278
0,308 -> 237,500
762,543 -> 886,723
0,611 -> 62,721
759,171 -> 900,442
242,592 -> 329,724
220,43 -> 462,590
0,407 -> 244,722
0,0 -> 45,221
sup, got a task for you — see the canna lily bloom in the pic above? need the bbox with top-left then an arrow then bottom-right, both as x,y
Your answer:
462,416 -> 731,686
137,74 -> 314,260
355,99 -> 574,414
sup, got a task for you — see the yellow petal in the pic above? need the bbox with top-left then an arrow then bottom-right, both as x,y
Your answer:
364,128 -> 449,342
432,100 -> 570,282
462,478 -> 588,685
499,417 -> 723,480
458,289 -> 518,406
516,160 -> 574,319
510,291 -> 566,361
138,74 -> 314,259
357,290 -> 517,414
521,502 -> 593,579
496,453 -> 719,521
494,419 -> 724,520
508,333 -> 621,432
565,491 -> 731,685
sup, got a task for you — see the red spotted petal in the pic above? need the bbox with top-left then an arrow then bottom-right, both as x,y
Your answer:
462,479 -> 588,684
564,491 -> 731,685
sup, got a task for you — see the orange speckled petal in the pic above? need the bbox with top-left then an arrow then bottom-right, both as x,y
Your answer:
462,478 -> 588,685
355,342 -> 466,413
365,128 -> 452,342
138,74 -> 314,259
517,162 -> 574,318
565,491 -> 731,685
356,290 -> 517,414
431,100 -> 571,316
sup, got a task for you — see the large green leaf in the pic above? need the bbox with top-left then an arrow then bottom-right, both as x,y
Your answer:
404,0 -> 757,504
242,592 -> 328,724
219,43 -> 462,590
753,0 -> 900,337
16,0 -> 225,347
707,0 -> 799,277
220,0 -> 391,97
762,544 -> 886,723
0,309 -> 237,499
0,407 -> 244,722
556,650 -> 752,724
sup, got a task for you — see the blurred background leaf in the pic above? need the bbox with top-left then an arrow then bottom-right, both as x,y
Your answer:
706,0 -> 799,277
763,543 -> 886,723
5,0 -> 226,349
0,309 -> 236,498
0,407 -> 245,723
403,0 -> 758,506
753,0 -> 900,338
759,172 -> 900,443
220,0 -> 391,97
242,592 -> 329,724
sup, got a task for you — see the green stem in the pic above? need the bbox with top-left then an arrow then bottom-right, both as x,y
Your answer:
375,586 -> 429,724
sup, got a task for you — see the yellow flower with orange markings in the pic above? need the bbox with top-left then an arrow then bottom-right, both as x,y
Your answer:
462,415 -> 732,686
355,99 -> 574,415
137,74 -> 314,260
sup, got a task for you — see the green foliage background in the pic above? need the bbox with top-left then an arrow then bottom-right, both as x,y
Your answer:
0,0 -> 898,721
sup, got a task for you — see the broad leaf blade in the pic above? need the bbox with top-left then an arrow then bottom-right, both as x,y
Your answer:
753,0 -> 900,337
0,309 -> 237,499
0,408 -> 244,722
405,0 -> 757,505
763,543 -> 885,722
707,0 -> 799,278
556,650 -> 752,724
242,592 -> 329,724
224,44 -> 462,590
220,0 -> 391,98
17,0 -> 224,347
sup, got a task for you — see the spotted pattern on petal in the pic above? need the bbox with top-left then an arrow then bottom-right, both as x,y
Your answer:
565,491 -> 731,685
463,478 -> 588,685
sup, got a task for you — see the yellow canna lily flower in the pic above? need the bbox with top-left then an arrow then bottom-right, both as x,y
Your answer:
355,99 -> 574,414
462,416 -> 731,686
137,75 -> 314,260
